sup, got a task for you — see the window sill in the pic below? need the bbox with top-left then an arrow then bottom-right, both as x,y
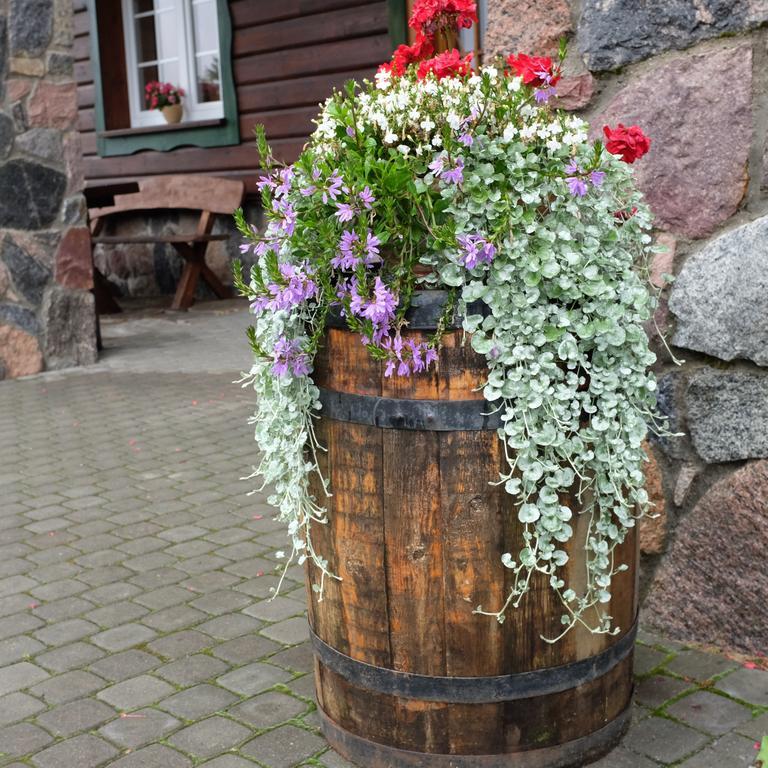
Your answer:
98,118 -> 225,139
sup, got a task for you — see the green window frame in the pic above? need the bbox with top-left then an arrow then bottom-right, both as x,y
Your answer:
87,0 -> 239,157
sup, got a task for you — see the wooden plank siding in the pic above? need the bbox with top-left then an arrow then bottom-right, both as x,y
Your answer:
74,0 -> 392,196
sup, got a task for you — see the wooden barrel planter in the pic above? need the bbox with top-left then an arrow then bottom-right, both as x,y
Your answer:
307,290 -> 638,768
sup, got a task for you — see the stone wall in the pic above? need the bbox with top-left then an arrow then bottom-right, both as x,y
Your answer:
0,0 -> 96,379
488,1 -> 768,654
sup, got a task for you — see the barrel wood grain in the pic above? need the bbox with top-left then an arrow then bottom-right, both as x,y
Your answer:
307,298 -> 637,763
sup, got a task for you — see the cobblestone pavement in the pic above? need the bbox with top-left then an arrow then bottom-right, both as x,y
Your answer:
0,299 -> 766,768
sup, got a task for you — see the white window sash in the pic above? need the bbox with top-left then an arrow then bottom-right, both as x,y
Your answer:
121,0 -> 224,128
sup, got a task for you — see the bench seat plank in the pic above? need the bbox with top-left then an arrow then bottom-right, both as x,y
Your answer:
92,234 -> 229,245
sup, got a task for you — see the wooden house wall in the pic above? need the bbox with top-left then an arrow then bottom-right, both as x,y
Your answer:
73,0 -> 393,196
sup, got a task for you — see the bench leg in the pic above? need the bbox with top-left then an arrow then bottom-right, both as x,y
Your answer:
172,260 -> 203,311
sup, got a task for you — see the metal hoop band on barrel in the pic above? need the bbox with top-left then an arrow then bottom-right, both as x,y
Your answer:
317,389 -> 503,432
318,703 -> 632,768
310,619 -> 637,704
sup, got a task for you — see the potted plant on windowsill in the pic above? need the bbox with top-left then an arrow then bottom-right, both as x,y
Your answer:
235,1 -> 664,765
145,81 -> 185,124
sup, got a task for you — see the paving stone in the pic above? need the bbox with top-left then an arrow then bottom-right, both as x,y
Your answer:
0,661 -> 49,695
635,675 -> 693,709
156,654 -> 229,686
0,722 -> 54,758
211,635 -> 282,665
190,590 -> 252,616
88,649 -> 161,681
623,715 -> 710,763
197,613 -> 262,640
228,691 -> 307,729
199,757 -> 257,768
259,616 -> 309,646
30,734 -> 119,768
140,604 -> 208,632
715,667 -> 768,706
159,683 -> 238,720
92,622 -> 157,651
97,674 -> 175,710
241,724 -> 327,768
33,596 -> 94,623
0,613 -> 44,640
677,732 -> 758,767
287,673 -> 316,700
666,690 -> 753,736
0,574 -> 38,597
146,630 -> 211,658
245,596 -> 305,623
589,746 -> 660,768
634,645 -> 668,676
135,586 -> 193,611
217,661 -> 293,696
666,651 -> 740,682
29,669 -> 106,705
107,743 -> 193,768
98,707 -> 181,748
34,618 -> 99,647
0,691 -> 46,726
736,710 -> 768,740
36,697 -> 116,737
168,715 -> 251,758
0,633 -> 45,664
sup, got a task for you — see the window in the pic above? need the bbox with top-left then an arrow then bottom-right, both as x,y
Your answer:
458,0 -> 488,63
87,0 -> 239,157
122,0 -> 223,127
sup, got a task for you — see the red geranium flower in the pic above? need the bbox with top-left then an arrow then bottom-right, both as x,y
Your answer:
603,124 -> 651,164
506,53 -> 561,88
409,0 -> 478,34
381,33 -> 436,76
417,48 -> 473,80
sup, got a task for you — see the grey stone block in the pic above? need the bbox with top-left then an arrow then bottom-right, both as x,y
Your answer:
623,715 -> 710,763
196,614 -> 261,640
0,661 -> 49,696
260,616 -> 309,646
88,649 -> 161,682
98,707 -> 181,749
211,634 -> 282,665
107,744 -> 191,768
36,698 -> 116,737
677,732 -> 759,767
228,691 -> 307,729
34,618 -> 98,647
92,623 -> 157,652
216,661 -> 293,696
97,675 -> 175,710
146,630 -> 210,659
666,650 -> 739,682
156,654 -> 229,686
9,0 -> 53,56
716,667 -> 768,707
241,724 -> 327,768
29,669 -> 106,705
0,721 -> 53,758
168,715 -> 251,758
0,160 -> 66,229
0,691 -> 45,726
158,683 -> 238,720
666,690 -> 753,735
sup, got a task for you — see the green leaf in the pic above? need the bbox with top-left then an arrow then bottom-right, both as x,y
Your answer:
757,735 -> 768,767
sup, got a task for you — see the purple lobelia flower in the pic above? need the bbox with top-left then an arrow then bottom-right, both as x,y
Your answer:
334,202 -> 356,223
330,230 -> 381,270
272,336 -> 311,378
322,170 -> 345,204
457,233 -> 496,270
362,277 -> 397,326
441,156 -> 464,185
458,132 -> 474,147
590,170 -> 606,188
359,186 -> 375,209
566,176 -> 589,197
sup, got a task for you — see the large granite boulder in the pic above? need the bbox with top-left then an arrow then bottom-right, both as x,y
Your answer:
593,44 -> 751,240
644,460 -> 768,654
40,286 -> 97,370
685,369 -> 768,463
0,236 -> 51,305
578,0 -> 768,71
670,215 -> 768,365
0,159 -> 66,229
9,0 -> 53,57
484,0 -> 572,59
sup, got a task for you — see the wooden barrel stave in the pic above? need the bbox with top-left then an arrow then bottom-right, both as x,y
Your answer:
307,296 -> 637,765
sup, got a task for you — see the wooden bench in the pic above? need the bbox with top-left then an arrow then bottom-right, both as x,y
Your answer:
89,175 -> 246,311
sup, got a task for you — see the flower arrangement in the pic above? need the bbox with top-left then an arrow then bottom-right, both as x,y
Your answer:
144,80 -> 185,110
236,0 -> 663,641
